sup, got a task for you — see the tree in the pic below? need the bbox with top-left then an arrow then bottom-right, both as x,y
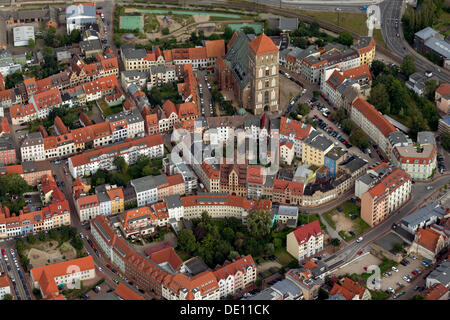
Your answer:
318,287 -> 329,300
223,26 -> 234,41
48,228 -> 59,241
424,79 -> 439,101
274,238 -> 283,250
3,294 -> 13,300
264,243 -> 275,255
28,38 -> 36,48
401,55 -> 416,77
69,29 -> 81,43
341,119 -> 356,135
5,71 -> 24,89
161,27 -> 170,35
221,227 -> 235,243
411,294 -> 425,300
246,210 -> 272,239
350,128 -> 369,149
177,229 -> 198,253
331,238 -> 341,247
336,32 -> 353,46
371,60 -> 386,78
369,83 -> 391,114
441,132 -> 450,152
38,232 -> 46,242
297,103 -> 311,116
113,156 -> 128,174
44,27 -> 56,47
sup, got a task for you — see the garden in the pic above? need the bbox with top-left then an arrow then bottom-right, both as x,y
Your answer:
176,211 -> 298,270
0,174 -> 34,214
88,155 -> 164,188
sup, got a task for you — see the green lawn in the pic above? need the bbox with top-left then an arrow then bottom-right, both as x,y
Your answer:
298,213 -> 327,233
370,290 -> 390,300
297,10 -> 368,35
144,14 -> 160,33
432,10 -> 450,34
373,29 -> 388,49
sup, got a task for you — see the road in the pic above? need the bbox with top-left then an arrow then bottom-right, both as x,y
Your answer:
380,0 -> 450,83
323,174 -> 450,271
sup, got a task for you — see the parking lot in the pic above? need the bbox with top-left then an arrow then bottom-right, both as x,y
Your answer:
308,107 -> 377,164
380,256 -> 427,294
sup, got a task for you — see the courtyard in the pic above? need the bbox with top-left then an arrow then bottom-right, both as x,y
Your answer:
26,240 -> 77,268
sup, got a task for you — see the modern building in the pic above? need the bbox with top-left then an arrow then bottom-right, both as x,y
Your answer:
66,3 -> 97,35
361,168 -> 411,227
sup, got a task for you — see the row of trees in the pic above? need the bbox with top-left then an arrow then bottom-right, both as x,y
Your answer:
369,59 -> 440,139
330,108 -> 369,149
0,174 -> 33,214
43,27 -> 81,48
402,0 -> 446,44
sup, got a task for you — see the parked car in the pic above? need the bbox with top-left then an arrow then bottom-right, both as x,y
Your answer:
392,267 -> 399,272
356,237 -> 363,243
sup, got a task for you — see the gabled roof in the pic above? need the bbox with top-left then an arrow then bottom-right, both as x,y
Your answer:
291,220 -> 323,245
415,227 -> 443,252
248,34 -> 278,54
352,96 -> 397,137
114,282 -> 145,300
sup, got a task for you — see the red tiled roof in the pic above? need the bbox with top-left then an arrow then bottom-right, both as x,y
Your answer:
31,88 -> 62,111
343,64 -> 372,81
415,227 -> 443,252
352,97 -> 396,137
205,40 -> 225,59
423,283 -> 448,300
69,134 -> 163,167
163,100 -> 177,117
0,117 -> 10,134
149,247 -> 183,272
368,168 -> 410,198
54,116 -> 69,135
292,220 -> 323,245
279,117 -> 312,141
176,102 -> 198,119
248,34 -> 278,54
213,255 -> 255,281
114,282 -> 145,300
436,83 -> 450,97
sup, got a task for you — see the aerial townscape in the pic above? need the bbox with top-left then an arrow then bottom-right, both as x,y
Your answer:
0,0 -> 450,305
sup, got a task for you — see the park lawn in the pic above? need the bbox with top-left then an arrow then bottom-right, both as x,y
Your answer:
98,100 -> 123,117
322,211 -> 336,229
296,10 -> 368,36
298,213 -> 327,233
170,14 -> 195,27
373,29 -> 388,49
275,248 -> 296,267
144,13 -> 160,33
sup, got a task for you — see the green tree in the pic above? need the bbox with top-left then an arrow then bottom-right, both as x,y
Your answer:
69,29 -> 81,43
38,232 -> 46,242
297,103 -> 311,116
341,119 -> 356,135
411,294 -> 425,300
26,233 -> 37,244
28,38 -> 36,48
161,27 -> 170,35
221,227 -> 235,243
350,128 -> 369,149
331,238 -> 341,247
113,156 -> 128,174
369,83 -> 391,114
44,27 -> 56,47
336,32 -> 353,46
424,79 -> 439,101
401,55 -> 417,77
318,287 -> 329,300
177,229 -> 198,253
274,238 -> 283,250
441,132 -> 450,152
246,210 -> 272,239
264,243 -> 275,255
5,70 -> 24,89
223,26 -> 234,41
3,294 -> 13,300
370,60 -> 386,78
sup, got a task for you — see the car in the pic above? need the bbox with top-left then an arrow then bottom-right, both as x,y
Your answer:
98,266 -> 102,271
387,287 -> 395,294
113,279 -> 119,284
356,237 -> 363,243
415,269 -> 422,274
392,267 -> 399,272
106,288 -> 114,293
268,268 -> 276,275
426,186 -> 433,190
412,270 -> 417,276
258,272 -> 265,278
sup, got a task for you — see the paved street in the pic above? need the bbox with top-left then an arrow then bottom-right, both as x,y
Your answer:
324,174 -> 450,271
